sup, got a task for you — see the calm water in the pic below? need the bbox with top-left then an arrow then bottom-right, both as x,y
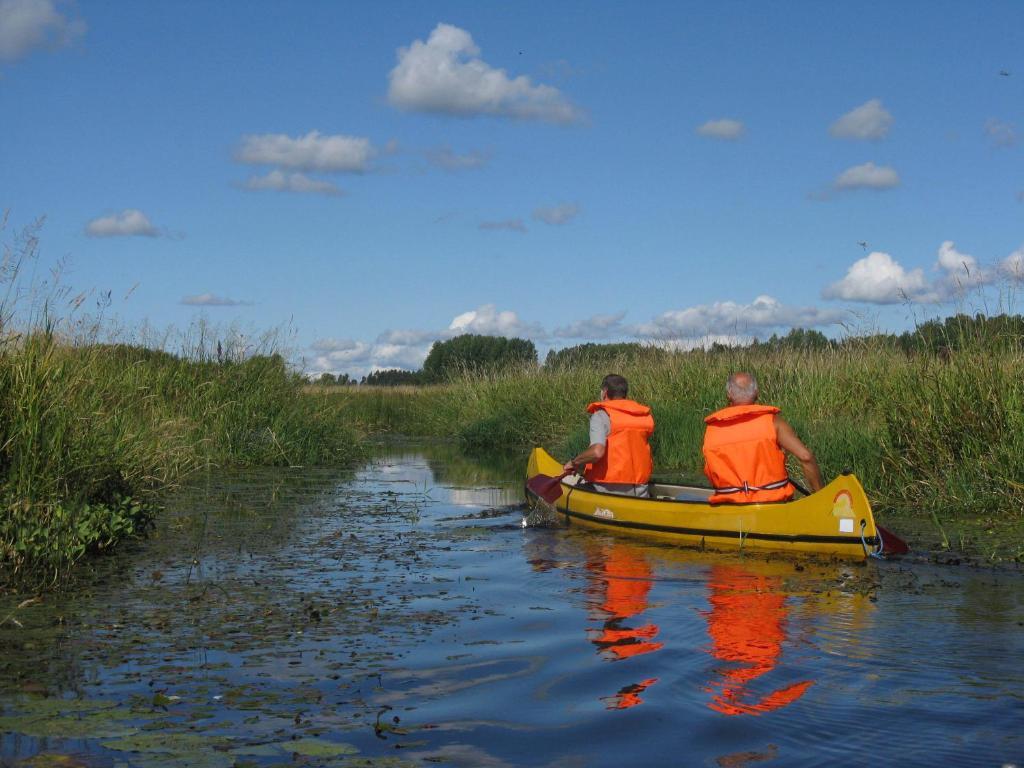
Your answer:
1,443 -> 1021,768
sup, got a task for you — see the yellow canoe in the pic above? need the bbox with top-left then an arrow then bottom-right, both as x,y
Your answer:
526,447 -> 897,559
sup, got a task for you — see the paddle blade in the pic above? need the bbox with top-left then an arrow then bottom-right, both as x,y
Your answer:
526,472 -> 569,504
877,523 -> 909,555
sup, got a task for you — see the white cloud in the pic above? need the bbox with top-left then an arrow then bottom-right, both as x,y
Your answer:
426,146 -> 489,171
829,99 -> 893,140
243,170 -> 343,196
375,328 -> 438,346
180,293 -> 250,307
85,209 -> 160,238
479,218 -> 526,233
533,202 -> 580,226
633,295 -> 843,338
448,303 -> 544,338
833,162 -> 900,190
553,312 -> 625,339
311,338 -> 363,353
935,240 -> 989,293
236,131 -> 374,173
0,0 -> 84,61
696,118 -> 745,140
1001,245 -> 1024,281
823,251 -> 932,304
387,22 -> 581,124
985,118 -> 1017,148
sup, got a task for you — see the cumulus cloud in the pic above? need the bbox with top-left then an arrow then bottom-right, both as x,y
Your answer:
387,23 -> 581,123
985,118 -> 1018,148
479,218 -> 526,233
533,203 -> 580,226
633,295 -> 843,339
180,293 -> 250,307
310,338 -> 364,353
242,170 -> 343,196
935,240 -> 989,293
833,162 -> 901,190
696,119 -> 745,140
0,0 -> 84,61
85,209 -> 160,238
375,328 -> 438,346
236,131 -> 374,173
824,242 -> 997,304
553,312 -> 625,340
448,303 -> 544,338
1001,245 -> 1024,281
823,251 -> 933,303
829,99 -> 893,140
426,146 -> 489,171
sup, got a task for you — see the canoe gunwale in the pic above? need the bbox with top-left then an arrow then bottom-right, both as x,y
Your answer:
553,503 -> 880,547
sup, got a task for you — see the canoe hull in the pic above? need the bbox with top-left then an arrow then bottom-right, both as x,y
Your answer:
526,447 -> 880,558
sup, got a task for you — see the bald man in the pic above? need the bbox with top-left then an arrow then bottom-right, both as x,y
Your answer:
702,372 -> 823,504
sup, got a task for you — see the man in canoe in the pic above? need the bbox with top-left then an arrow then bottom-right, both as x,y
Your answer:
702,372 -> 822,503
562,374 -> 655,497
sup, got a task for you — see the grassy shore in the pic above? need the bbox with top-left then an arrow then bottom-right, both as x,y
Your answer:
320,344 -> 1024,563
0,336 -> 365,589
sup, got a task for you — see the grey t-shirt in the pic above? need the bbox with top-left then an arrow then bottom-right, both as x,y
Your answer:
586,410 -> 649,497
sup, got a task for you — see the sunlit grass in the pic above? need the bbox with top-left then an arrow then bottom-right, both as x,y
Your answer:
327,341 -> 1024,543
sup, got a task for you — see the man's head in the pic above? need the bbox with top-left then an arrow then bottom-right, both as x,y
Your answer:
726,372 -> 759,405
601,373 -> 629,400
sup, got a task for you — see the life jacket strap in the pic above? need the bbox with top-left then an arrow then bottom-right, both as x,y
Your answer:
713,477 -> 792,495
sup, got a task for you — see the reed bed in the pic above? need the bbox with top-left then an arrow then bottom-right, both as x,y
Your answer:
0,220 -> 364,589
325,342 -> 1024,552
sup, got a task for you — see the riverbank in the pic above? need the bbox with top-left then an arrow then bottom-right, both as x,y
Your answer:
0,337 -> 365,590
318,344 -> 1024,564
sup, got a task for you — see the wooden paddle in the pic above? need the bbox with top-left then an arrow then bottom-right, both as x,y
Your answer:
526,471 -> 572,503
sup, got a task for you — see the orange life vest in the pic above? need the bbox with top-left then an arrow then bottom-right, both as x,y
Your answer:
702,404 -> 792,504
585,399 -> 655,485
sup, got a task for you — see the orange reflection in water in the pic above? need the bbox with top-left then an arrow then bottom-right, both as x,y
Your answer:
703,565 -> 813,716
585,541 -> 663,709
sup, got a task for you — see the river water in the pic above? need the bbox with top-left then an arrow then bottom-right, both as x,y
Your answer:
0,443 -> 1021,768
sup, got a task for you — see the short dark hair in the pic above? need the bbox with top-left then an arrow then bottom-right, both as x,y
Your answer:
601,373 -> 629,399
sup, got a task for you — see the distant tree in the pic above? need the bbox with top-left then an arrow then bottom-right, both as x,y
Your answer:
764,328 -> 833,351
543,342 -> 666,370
362,369 -> 423,386
422,334 -> 537,381
897,313 -> 1024,354
317,372 -> 337,385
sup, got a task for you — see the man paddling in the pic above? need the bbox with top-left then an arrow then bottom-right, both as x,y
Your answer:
702,372 -> 822,504
563,374 -> 655,497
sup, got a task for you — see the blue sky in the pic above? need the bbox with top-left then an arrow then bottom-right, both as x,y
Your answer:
2,0 -> 1021,376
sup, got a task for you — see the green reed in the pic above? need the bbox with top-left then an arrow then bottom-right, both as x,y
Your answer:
0,221 -> 364,589
325,340 -> 1024,544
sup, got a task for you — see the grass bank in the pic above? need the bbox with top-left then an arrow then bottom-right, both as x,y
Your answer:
320,344 -> 1024,563
0,336 -> 365,589
0,219 -> 369,590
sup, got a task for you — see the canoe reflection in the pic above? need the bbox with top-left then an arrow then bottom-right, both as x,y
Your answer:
585,541 -> 662,709
702,565 -> 813,716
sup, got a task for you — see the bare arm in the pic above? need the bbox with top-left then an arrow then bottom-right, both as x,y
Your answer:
775,416 -> 823,492
563,443 -> 605,473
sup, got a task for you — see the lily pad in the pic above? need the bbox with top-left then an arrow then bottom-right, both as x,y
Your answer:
279,738 -> 359,757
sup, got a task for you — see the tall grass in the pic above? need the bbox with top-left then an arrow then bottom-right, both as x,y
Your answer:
325,339 -> 1024,530
0,219 -> 364,589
